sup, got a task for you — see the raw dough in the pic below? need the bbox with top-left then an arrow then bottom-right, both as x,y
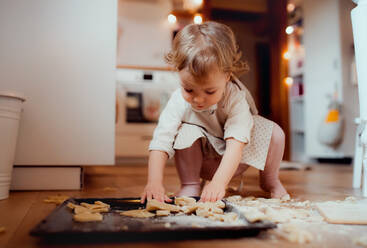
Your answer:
174,196 -> 196,206
121,209 -> 155,218
66,202 -> 78,209
316,202 -> 367,224
68,200 -> 110,222
181,205 -> 199,214
79,201 -> 110,213
74,205 -> 90,214
73,212 -> 103,222
242,208 -> 267,223
146,199 -> 181,212
156,210 -> 170,216
43,195 -> 69,205
264,207 -> 291,223
207,212 -> 238,222
196,206 -> 223,217
196,200 -> 225,212
275,223 -> 313,244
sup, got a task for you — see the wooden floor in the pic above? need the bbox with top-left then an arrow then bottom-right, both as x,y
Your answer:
0,163 -> 366,248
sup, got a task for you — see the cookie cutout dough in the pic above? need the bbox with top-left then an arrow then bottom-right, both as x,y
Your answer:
181,205 -> 199,214
242,208 -> 267,223
146,199 -> 181,212
44,195 -> 69,205
121,209 -> 155,218
68,201 -> 110,222
73,212 -> 103,222
207,212 -> 238,222
175,196 -> 197,206
74,205 -> 90,214
123,197 -> 236,223
156,210 -> 170,216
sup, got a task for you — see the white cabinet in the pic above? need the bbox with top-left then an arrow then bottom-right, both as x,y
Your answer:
0,0 -> 117,165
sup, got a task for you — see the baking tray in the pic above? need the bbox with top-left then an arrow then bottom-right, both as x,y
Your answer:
30,197 -> 276,243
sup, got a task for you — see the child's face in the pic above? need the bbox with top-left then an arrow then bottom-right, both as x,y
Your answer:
179,67 -> 230,111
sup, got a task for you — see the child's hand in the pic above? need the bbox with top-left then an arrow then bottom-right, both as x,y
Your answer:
200,181 -> 226,202
140,183 -> 172,204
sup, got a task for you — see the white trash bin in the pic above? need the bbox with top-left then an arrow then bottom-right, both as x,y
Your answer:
0,91 -> 25,200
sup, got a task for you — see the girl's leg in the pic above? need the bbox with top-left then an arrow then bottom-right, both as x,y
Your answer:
260,123 -> 288,198
200,158 -> 249,182
174,139 -> 203,196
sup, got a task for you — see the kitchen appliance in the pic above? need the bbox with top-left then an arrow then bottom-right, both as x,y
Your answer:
115,67 -> 180,158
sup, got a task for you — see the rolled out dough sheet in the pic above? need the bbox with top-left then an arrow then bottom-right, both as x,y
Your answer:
316,202 -> 367,225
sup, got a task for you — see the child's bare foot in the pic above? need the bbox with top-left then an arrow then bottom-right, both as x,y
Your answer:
260,179 -> 288,199
177,184 -> 201,197
270,183 -> 288,198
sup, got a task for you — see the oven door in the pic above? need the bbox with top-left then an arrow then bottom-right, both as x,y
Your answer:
115,82 -> 170,158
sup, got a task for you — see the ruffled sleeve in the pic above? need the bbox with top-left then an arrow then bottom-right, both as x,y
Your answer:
149,89 -> 186,158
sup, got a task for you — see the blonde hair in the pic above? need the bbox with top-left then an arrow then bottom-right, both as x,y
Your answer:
165,21 -> 249,79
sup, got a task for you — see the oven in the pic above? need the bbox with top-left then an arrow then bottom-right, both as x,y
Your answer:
115,68 -> 180,158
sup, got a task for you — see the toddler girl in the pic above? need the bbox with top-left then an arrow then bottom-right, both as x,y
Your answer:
141,21 -> 288,203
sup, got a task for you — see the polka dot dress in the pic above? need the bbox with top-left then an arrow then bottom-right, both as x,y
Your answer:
173,115 -> 273,170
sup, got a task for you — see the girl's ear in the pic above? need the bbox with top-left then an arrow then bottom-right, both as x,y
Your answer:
225,72 -> 232,83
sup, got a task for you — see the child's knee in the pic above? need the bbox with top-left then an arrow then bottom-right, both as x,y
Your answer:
272,123 -> 285,146
174,138 -> 202,157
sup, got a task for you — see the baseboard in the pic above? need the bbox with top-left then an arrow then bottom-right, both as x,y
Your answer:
10,166 -> 83,190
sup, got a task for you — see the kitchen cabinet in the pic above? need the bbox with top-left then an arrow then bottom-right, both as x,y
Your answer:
0,0 -> 117,165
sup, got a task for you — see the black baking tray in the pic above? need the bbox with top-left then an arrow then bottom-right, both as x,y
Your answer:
30,197 -> 276,243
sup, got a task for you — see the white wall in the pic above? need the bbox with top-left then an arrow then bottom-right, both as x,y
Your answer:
303,0 -> 358,158
117,0 -> 173,67
0,0 -> 117,165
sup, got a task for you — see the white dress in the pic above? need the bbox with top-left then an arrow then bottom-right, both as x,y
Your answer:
149,76 -> 273,170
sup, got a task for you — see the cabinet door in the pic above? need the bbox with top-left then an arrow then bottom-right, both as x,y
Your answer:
0,0 -> 117,165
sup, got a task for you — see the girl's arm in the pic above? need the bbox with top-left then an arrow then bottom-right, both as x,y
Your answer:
200,138 -> 245,202
141,89 -> 186,203
140,150 -> 172,203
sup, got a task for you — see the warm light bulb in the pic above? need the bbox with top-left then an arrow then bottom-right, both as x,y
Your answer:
193,0 -> 203,7
287,3 -> 295,12
285,77 -> 294,86
283,51 -> 291,60
168,14 -> 177,24
183,0 -> 203,11
193,14 -> 202,24
286,26 -> 294,35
